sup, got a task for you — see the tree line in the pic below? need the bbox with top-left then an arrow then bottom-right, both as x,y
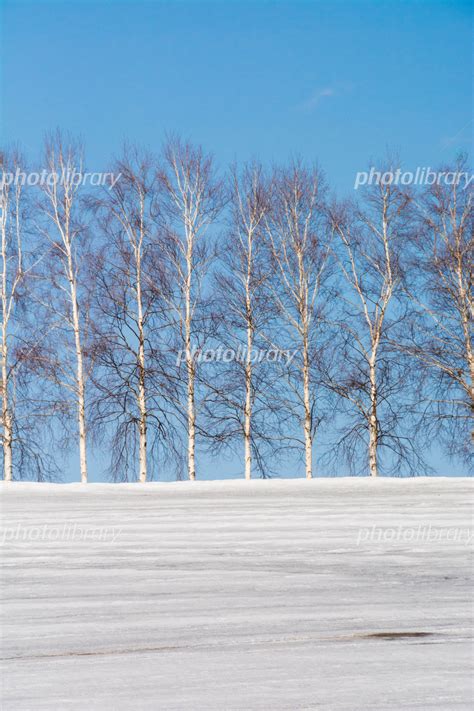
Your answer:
1,132 -> 472,481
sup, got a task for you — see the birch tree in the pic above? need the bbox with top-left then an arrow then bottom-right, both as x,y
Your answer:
0,150 -> 56,481
36,134 -> 90,483
329,180 -> 418,476
88,147 -> 180,481
264,163 -> 331,479
225,164 -> 270,479
205,163 -> 279,478
404,159 -> 473,463
0,151 -> 25,481
158,137 -> 223,480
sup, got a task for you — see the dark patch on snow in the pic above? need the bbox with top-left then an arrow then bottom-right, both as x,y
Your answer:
359,631 -> 434,640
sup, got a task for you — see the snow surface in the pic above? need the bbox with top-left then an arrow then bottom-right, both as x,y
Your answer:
1,477 -> 473,710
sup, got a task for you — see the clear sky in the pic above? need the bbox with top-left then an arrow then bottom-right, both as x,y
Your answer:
1,0 -> 471,187
0,0 -> 472,478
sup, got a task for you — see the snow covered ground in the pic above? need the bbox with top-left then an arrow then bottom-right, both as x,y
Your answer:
1,478 -> 473,710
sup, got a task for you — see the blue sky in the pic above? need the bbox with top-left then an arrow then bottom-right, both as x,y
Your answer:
1,0 -> 471,188
0,0 -> 472,478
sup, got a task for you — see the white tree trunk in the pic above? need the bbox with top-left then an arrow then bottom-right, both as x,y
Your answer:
1,349 -> 12,482
135,254 -> 148,484
67,254 -> 88,484
302,334 -> 313,479
244,235 -> 253,480
137,359 -> 147,483
244,322 -> 252,481
1,196 -> 13,482
456,264 -> 474,441
368,358 -> 378,477
185,250 -> 196,481
186,347 -> 196,481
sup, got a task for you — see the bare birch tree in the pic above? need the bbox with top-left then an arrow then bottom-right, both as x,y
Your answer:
205,163 -> 280,478
224,164 -> 269,479
264,162 -> 332,479
158,137 -> 223,480
403,158 -> 473,463
0,151 -> 25,481
88,147 -> 180,481
329,179 -> 420,476
35,133 -> 90,483
0,150 -> 57,480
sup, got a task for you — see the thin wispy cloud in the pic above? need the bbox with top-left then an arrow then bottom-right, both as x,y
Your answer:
296,82 -> 355,113
440,119 -> 472,150
298,87 -> 336,113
